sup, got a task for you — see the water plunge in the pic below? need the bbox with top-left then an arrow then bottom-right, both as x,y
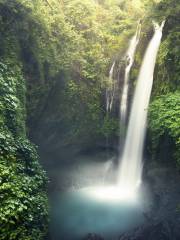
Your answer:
118,21 -> 165,194
83,21 -> 165,202
49,22 -> 166,240
120,22 -> 141,128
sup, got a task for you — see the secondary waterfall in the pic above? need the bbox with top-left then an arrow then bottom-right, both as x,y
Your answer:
120,22 -> 141,127
106,61 -> 115,113
118,21 -> 165,192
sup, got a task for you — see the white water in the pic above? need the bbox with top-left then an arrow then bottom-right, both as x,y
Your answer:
118,21 -> 165,192
106,61 -> 115,112
120,22 -> 141,126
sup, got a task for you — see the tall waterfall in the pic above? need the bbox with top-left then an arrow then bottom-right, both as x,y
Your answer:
118,21 -> 165,192
106,61 -> 115,113
120,22 -> 141,126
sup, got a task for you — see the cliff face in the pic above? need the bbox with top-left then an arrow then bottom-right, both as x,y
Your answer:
1,1 -> 179,166
0,1 -> 179,239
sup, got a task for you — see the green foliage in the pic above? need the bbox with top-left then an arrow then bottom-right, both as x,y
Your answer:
148,92 -> 180,166
100,115 -> 119,138
0,0 -> 179,238
0,62 -> 26,136
150,0 -> 180,95
0,62 -> 48,240
0,0 -> 179,149
0,0 -> 147,141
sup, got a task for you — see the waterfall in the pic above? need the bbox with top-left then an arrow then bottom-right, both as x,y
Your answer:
106,61 -> 115,113
118,21 -> 165,192
120,22 -> 141,127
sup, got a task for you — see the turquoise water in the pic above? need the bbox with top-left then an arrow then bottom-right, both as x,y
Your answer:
51,188 -> 147,240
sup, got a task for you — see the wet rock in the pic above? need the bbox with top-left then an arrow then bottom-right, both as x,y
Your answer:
83,233 -> 104,240
119,220 -> 180,240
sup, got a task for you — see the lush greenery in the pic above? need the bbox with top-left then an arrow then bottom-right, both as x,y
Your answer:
152,0 -> 180,95
147,0 -> 180,167
149,92 -> 180,166
0,0 -> 148,147
0,62 -> 48,240
0,0 -> 180,238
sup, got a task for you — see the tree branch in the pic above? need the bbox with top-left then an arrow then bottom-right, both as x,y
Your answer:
44,0 -> 53,10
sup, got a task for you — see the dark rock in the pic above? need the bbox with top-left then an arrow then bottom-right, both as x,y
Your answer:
83,233 -> 104,240
118,213 -> 180,240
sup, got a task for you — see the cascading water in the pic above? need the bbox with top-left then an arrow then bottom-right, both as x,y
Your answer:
66,21 -> 165,204
106,61 -> 115,113
120,22 -> 141,127
118,21 -> 165,193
